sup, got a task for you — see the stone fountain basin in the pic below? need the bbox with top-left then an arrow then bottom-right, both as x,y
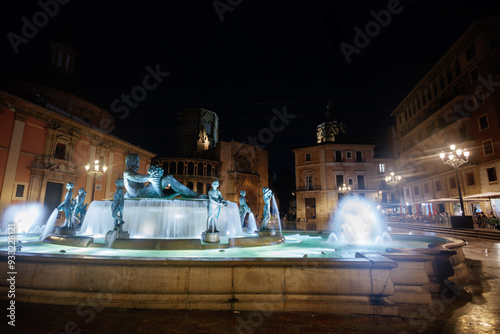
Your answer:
0,233 -> 467,316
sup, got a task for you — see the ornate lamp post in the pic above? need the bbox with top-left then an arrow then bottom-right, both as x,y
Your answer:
385,172 -> 401,187
85,159 -> 107,202
439,145 -> 469,217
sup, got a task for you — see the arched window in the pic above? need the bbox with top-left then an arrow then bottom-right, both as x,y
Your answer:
169,162 -> 176,174
177,162 -> 184,175
198,163 -> 204,176
187,182 -> 194,190
197,182 -> 203,194
206,183 -> 212,194
188,162 -> 194,175
207,164 -> 212,176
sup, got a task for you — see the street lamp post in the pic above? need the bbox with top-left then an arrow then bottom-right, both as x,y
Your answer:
439,145 -> 469,217
85,159 -> 107,202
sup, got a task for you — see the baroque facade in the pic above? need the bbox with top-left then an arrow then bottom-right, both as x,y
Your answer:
391,15 -> 500,217
0,43 -> 155,221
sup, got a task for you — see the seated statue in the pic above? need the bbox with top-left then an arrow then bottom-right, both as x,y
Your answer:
123,153 -> 200,199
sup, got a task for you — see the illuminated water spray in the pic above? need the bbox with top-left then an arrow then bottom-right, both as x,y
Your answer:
328,197 -> 392,245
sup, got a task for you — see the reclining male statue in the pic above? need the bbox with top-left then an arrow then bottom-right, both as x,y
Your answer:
123,153 -> 200,199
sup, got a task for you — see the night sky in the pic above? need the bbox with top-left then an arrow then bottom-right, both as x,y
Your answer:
2,0 -> 500,173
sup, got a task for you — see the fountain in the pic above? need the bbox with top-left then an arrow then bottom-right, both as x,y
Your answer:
0,190 -> 469,317
328,196 -> 392,245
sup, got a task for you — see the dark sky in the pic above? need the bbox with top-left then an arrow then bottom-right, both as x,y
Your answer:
2,0 -> 500,173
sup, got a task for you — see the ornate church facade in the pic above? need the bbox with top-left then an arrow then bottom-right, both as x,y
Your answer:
153,108 -> 269,218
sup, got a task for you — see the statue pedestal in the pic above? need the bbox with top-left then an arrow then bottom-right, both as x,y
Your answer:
258,230 -> 276,237
105,230 -> 130,242
55,227 -> 77,236
202,232 -> 220,243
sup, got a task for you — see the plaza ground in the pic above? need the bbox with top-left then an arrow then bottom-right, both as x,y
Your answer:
1,223 -> 499,334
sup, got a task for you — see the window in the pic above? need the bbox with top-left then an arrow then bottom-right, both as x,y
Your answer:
439,74 -> 446,91
305,176 -> 313,190
432,81 -> 439,96
478,114 -> 489,131
469,67 -> 479,83
487,167 -> 497,182
336,175 -> 344,188
474,90 -> 484,107
466,173 -> 475,186
355,151 -> 362,162
454,60 -> 461,76
424,183 -> 429,194
449,177 -> 457,189
305,153 -> 311,162
335,151 -> 342,162
398,115 -> 402,124
413,186 -> 420,196
12,182 -> 28,200
465,44 -> 475,61
54,143 -> 66,160
460,127 -> 467,141
357,175 -> 365,189
482,139 -> 494,156
446,67 -> 453,83
65,54 -> 70,70
346,151 -> 352,159
406,188 -> 410,197
435,180 -> 442,191
348,178 -> 353,186
378,163 -> 385,173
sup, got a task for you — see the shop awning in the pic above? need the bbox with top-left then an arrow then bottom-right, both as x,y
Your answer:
464,192 -> 500,200
427,198 -> 460,203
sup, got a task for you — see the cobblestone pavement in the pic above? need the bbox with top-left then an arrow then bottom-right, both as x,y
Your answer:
2,226 -> 499,334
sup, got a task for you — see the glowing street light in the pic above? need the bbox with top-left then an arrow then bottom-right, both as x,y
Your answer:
385,171 -> 401,187
440,145 -> 469,216
338,183 -> 351,194
85,159 -> 107,201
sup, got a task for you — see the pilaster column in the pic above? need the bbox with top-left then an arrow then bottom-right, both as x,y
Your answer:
0,114 -> 26,206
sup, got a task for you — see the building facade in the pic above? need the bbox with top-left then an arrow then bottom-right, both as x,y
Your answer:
293,104 -> 400,230
0,43 -> 155,224
153,108 -> 269,218
391,15 -> 500,217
